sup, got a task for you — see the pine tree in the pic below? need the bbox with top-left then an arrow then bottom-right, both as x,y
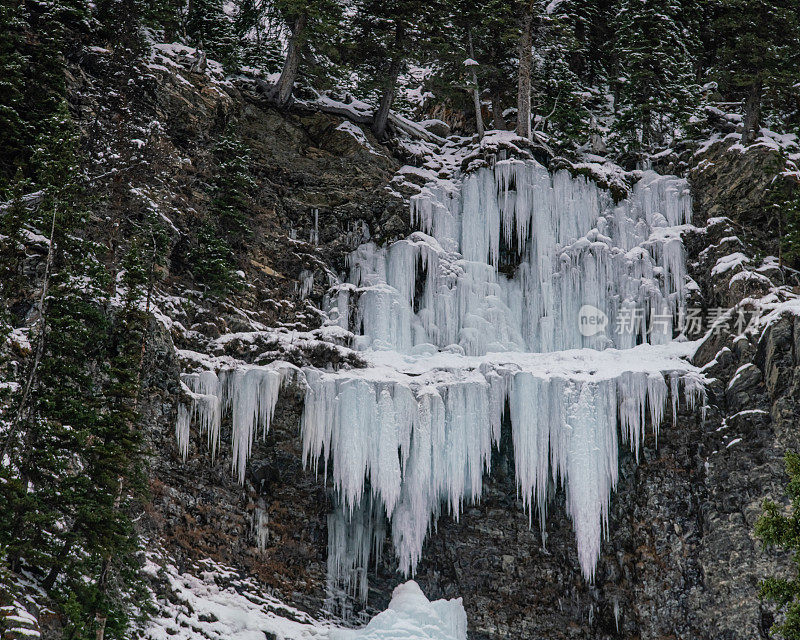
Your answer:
516,0 -> 535,138
611,0 -> 699,158
0,0 -> 88,190
421,0 -> 518,135
344,0 -> 442,139
186,0 -> 240,71
0,103 -> 149,640
477,0 -> 521,130
141,0 -> 184,41
211,131 -> 256,241
94,0 -> 148,54
756,452 -> 800,640
186,223 -> 240,295
705,0 -> 800,144
0,2 -> 29,187
529,1 -> 595,145
234,0 -> 285,71
269,0 -> 343,106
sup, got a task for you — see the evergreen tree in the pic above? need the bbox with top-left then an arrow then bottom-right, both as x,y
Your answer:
345,0 -> 442,139
704,0 -> 800,144
0,104 -> 149,640
516,0 -> 535,138
141,0 -> 184,41
183,128 -> 254,295
186,0 -> 240,71
611,0 -> 700,158
211,131 -> 256,241
529,1 -> 594,145
186,223 -> 240,295
94,0 -> 148,54
422,0 -> 518,134
0,0 -> 88,190
234,0 -> 285,71
0,1 -> 29,185
756,452 -> 800,640
269,0 -> 343,106
477,0 -> 522,130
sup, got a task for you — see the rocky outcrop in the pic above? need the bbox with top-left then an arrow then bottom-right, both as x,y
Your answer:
57,45 -> 800,640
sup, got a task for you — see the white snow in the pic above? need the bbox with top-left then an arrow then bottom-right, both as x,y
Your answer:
144,556 -> 465,640
727,363 -> 757,390
144,556 -> 329,640
330,582 -> 466,640
711,252 -> 750,277
335,122 -> 385,157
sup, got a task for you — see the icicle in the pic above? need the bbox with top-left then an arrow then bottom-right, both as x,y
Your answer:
326,494 -> 386,607
343,161 -> 693,356
254,505 -> 269,552
176,401 -> 192,462
302,361 -> 700,591
174,363 -> 298,484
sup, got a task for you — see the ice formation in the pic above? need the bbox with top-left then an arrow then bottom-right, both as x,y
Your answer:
336,163 -> 692,354
329,581 -> 467,640
305,346 -> 703,585
313,160 -> 701,586
177,363 -> 298,483
176,158 -> 705,596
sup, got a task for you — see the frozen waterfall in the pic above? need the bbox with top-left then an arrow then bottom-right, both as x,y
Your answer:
337,162 -> 692,355
175,158 -> 704,599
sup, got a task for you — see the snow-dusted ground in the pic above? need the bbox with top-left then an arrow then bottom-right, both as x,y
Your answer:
143,555 -> 465,640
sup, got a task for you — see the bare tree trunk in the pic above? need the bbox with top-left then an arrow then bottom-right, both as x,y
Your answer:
95,613 -> 107,640
372,57 -> 402,140
491,87 -> 506,130
741,78 -> 763,145
373,24 -> 405,140
274,13 -> 307,108
516,1 -> 534,138
468,31 -> 484,139
1,206 -> 57,461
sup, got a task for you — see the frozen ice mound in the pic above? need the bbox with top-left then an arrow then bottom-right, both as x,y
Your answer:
330,581 -> 467,640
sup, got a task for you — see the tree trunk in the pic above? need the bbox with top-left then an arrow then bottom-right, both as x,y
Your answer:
1,206 -> 57,461
274,13 -> 307,108
468,31 -> 484,139
372,24 -> 405,140
95,614 -> 107,640
516,1 -> 534,138
372,57 -> 402,140
491,87 -> 506,130
741,78 -> 763,145
42,536 -> 74,591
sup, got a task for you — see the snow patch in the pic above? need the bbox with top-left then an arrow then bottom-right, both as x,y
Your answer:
330,581 -> 466,640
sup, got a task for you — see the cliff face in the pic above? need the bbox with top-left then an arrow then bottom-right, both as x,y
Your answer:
31,44 -> 800,640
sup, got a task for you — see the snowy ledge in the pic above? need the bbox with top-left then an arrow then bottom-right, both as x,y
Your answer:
352,341 -> 703,384
143,553 -> 466,640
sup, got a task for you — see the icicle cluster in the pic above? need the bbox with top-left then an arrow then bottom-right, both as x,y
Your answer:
332,162 -> 691,355
314,159 -> 701,591
176,363 -> 297,483
175,158 -> 703,598
304,358 -> 704,582
327,495 -> 387,607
